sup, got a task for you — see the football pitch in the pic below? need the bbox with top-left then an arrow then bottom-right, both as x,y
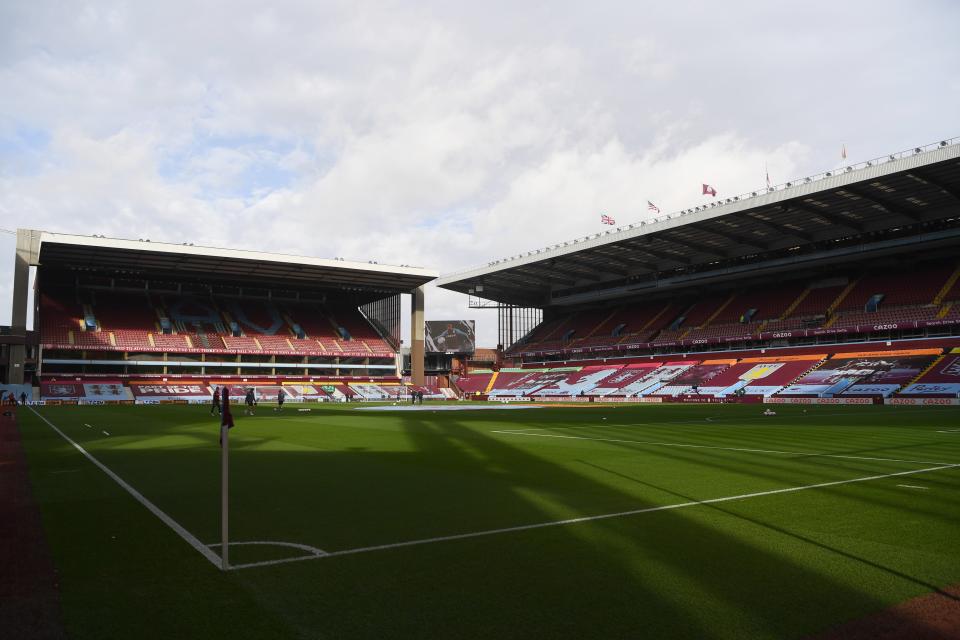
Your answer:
16,402 -> 960,639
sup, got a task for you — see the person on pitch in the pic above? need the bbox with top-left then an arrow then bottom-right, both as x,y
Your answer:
210,385 -> 222,416
277,387 -> 286,411
245,387 -> 256,416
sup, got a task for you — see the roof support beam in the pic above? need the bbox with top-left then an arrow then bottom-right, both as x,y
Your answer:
555,255 -> 629,279
786,201 -> 865,233
698,224 -> 768,251
842,186 -> 922,223
593,251 -> 658,272
913,171 -> 960,202
623,241 -> 692,265
658,233 -> 728,258
540,260 -> 601,282
745,213 -> 816,243
514,266 -> 577,287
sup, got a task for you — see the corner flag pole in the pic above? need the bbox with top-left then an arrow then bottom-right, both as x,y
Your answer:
221,424 -> 229,571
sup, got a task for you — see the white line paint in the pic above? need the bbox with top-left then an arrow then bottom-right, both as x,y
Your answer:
229,462 -> 958,570
83,423 -> 93,429
491,430 -> 958,466
102,430 -> 110,436
936,429 -> 960,433
28,408 -> 222,568
896,484 -> 929,490
205,540 -> 328,571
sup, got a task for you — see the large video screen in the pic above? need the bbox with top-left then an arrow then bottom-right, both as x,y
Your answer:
425,320 -> 476,354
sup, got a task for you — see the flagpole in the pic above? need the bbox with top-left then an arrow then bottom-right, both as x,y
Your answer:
221,424 -> 229,571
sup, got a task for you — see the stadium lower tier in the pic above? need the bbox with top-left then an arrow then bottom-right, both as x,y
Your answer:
34,376 -> 454,403
457,345 -> 960,400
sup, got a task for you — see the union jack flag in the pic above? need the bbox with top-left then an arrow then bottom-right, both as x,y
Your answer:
647,201 -> 660,214
600,214 -> 616,225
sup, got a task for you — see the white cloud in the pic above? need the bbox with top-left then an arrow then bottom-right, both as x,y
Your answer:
1,0 -> 958,347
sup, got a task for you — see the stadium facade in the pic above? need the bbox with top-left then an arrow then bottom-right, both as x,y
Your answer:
437,137 -> 960,403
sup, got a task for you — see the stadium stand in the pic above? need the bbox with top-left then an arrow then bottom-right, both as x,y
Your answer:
778,349 -> 940,397
895,350 -> 960,397
454,371 -> 495,395
504,259 -> 960,358
38,289 -> 396,359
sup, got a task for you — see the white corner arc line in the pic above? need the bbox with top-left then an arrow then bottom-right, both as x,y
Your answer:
29,408 -> 222,568
205,540 -> 328,571
490,430 -> 958,466
206,540 -> 327,555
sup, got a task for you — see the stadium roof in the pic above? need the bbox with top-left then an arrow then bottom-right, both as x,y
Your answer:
436,137 -> 960,307
31,231 -> 438,292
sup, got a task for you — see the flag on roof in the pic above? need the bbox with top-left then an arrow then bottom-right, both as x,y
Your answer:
766,165 -> 771,189
647,201 -> 660,214
600,213 -> 616,225
841,144 -> 847,160
702,184 -> 717,197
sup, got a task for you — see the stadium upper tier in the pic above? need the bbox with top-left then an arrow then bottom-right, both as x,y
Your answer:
39,290 -> 395,357
508,259 -> 960,357
436,137 -> 960,307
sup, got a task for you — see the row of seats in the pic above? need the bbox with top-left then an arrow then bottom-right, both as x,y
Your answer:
40,290 -> 395,355
512,261 -> 960,354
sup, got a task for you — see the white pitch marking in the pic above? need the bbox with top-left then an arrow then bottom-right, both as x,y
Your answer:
896,484 -> 929,490
936,429 -> 960,433
102,430 -> 110,436
491,430 -> 958,467
206,540 -> 328,570
29,408 -> 221,568
83,423 -> 93,429
227,462 -> 959,570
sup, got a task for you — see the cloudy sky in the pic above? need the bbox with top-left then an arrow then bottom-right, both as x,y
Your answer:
1,1 -> 958,346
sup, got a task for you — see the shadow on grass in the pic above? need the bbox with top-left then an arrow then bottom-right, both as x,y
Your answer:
19,403 -> 960,640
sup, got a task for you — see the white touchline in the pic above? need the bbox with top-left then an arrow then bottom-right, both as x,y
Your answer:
269,461 -> 956,567
29,408 -> 222,568
490,430 -> 958,466
896,484 -> 929,490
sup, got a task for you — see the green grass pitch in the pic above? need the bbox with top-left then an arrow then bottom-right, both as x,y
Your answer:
17,402 -> 960,639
